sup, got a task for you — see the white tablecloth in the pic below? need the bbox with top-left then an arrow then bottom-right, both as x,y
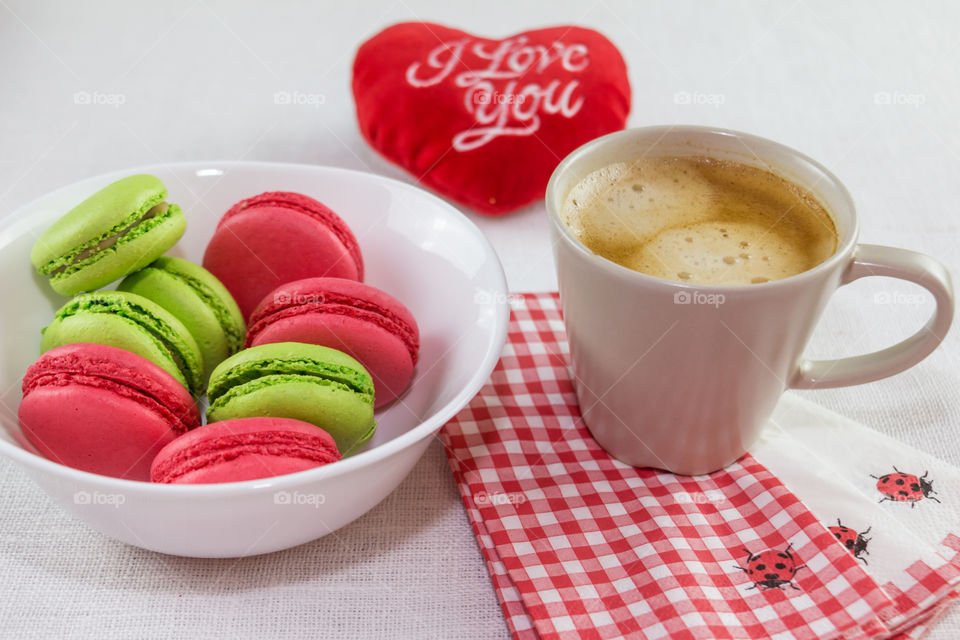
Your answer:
2,1 -> 959,637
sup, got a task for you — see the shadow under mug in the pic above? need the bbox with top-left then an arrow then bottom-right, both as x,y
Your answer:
546,125 -> 954,475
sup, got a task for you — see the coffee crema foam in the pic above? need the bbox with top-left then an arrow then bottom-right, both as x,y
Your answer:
560,156 -> 838,285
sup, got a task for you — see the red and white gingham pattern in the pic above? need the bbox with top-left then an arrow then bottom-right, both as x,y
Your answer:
439,293 -> 957,640
881,559 -> 960,633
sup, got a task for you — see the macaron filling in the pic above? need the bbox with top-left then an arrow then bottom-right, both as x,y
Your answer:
39,200 -> 178,279
48,295 -> 203,394
206,358 -> 376,413
246,293 -> 418,362
151,429 -> 340,483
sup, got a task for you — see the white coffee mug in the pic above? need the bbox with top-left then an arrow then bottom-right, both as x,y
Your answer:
546,126 -> 954,475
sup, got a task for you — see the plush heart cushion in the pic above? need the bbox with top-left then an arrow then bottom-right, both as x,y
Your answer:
352,23 -> 631,215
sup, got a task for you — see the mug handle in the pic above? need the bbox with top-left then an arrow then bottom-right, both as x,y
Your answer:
790,244 -> 954,389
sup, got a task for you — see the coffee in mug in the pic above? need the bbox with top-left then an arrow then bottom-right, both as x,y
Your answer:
559,156 -> 838,286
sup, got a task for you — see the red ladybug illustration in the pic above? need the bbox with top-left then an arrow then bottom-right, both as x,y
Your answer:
871,467 -> 941,508
828,519 -> 871,565
735,544 -> 805,591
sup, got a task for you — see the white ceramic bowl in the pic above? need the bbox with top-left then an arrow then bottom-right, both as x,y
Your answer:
0,162 -> 508,557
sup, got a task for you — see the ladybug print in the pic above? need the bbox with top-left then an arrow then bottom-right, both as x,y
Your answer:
735,543 -> 805,591
871,466 -> 941,508
828,519 -> 871,565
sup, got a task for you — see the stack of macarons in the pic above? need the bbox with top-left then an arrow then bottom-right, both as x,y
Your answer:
19,175 -> 420,484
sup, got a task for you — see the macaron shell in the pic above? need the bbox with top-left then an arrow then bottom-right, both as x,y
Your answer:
118,258 -> 245,380
20,385 -> 182,480
250,315 -> 413,408
248,277 -> 419,348
203,203 -> 362,319
206,377 -> 375,456
151,256 -> 246,351
168,453 -> 326,484
218,192 -> 364,279
46,204 -> 186,296
150,417 -> 341,484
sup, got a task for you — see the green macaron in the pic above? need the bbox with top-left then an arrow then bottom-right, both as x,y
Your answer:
31,174 -> 186,296
118,257 -> 246,380
41,290 -> 205,395
206,342 -> 376,456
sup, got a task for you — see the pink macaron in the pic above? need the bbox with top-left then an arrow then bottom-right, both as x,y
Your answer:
18,343 -> 201,481
150,417 -> 341,484
246,277 -> 419,408
203,192 -> 364,319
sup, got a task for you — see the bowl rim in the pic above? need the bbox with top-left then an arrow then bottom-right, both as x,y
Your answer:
0,160 -> 510,495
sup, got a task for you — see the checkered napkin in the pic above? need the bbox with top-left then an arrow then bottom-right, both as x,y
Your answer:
439,292 -> 960,640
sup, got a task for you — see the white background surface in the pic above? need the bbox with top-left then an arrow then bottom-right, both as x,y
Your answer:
1,1 -> 959,638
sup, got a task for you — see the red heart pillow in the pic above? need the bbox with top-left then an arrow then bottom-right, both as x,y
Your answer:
352,23 -> 631,215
